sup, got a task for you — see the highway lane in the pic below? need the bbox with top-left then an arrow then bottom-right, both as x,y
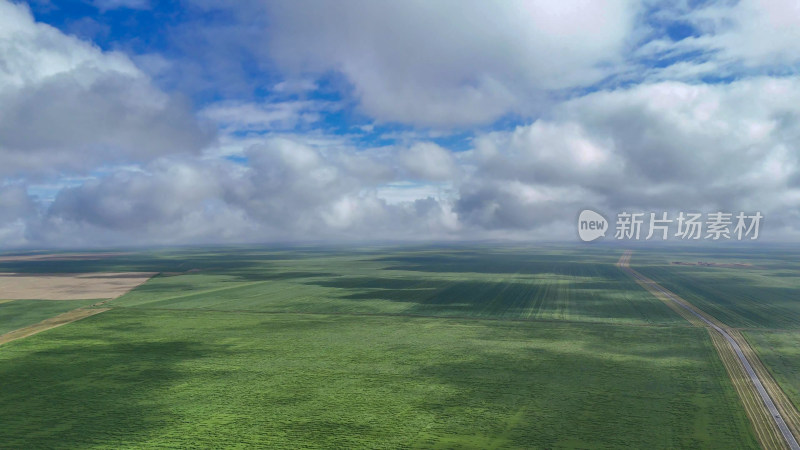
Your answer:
619,252 -> 800,450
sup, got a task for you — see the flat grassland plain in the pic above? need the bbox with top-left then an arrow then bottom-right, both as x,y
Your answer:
0,245 -> 777,448
634,247 -> 800,443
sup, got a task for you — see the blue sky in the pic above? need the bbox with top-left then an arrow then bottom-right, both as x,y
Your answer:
1,0 -> 800,247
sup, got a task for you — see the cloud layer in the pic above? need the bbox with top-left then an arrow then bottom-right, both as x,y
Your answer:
2,0 -> 800,247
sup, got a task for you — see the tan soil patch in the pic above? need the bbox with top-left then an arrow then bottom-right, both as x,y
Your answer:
0,308 -> 109,346
0,272 -> 156,300
0,252 -> 125,262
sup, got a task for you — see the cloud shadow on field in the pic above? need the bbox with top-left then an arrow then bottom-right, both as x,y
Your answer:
0,338 -> 227,448
408,327 -> 753,449
373,253 -> 620,276
305,275 -> 680,323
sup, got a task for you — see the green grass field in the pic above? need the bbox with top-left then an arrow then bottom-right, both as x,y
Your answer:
0,245 -> 781,448
627,246 -> 800,446
0,299 -> 98,335
0,308 -> 756,448
744,330 -> 800,412
633,246 -> 800,329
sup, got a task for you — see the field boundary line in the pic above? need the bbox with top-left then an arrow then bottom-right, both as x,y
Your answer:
0,307 -> 109,346
618,251 -> 800,450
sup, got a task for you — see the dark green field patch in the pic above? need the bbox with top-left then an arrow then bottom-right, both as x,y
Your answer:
0,299 -> 98,335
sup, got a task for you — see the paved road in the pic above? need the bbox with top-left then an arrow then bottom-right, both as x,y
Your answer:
619,253 -> 800,450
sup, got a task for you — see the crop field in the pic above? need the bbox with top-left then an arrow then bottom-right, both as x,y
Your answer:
0,308 -> 756,448
627,246 -> 800,448
744,330 -> 800,412
0,245 -> 788,448
632,246 -> 800,330
0,299 -> 97,335
99,247 -> 684,326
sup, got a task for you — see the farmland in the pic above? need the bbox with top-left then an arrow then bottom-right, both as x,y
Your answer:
104,247 -> 684,325
0,245 -> 790,448
0,299 -> 97,334
744,331 -> 800,413
632,247 -> 800,330
1,309 -> 755,448
628,246 -> 800,448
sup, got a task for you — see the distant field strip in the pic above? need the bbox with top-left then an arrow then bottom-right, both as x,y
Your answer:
620,252 -> 800,450
636,263 -> 800,329
110,262 -> 683,326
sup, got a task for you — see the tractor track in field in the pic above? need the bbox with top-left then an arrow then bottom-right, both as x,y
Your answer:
0,307 -> 109,346
618,251 -> 800,450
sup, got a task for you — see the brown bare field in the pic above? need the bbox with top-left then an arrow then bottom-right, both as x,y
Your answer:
0,272 -> 156,300
0,308 -> 109,345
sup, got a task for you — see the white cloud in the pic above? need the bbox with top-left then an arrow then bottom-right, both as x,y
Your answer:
199,100 -> 326,132
0,0 -> 212,177
398,143 -> 457,181
260,0 -> 639,127
454,77 -> 800,238
5,1 -> 800,247
635,0 -> 800,81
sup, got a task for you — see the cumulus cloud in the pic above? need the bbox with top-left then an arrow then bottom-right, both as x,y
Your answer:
9,76 -> 800,246
188,0 -> 639,127
454,77 -> 800,238
635,0 -> 800,81
0,0 -> 212,177
0,184 -> 39,247
199,100 -> 327,132
32,138 -> 460,246
4,0 -> 800,247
